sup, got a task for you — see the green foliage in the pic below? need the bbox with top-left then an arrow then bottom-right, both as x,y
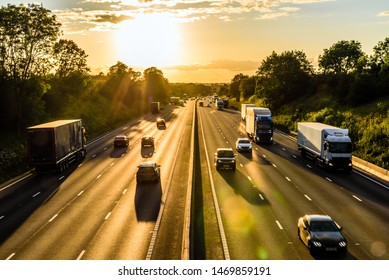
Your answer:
143,67 -> 171,104
53,39 -> 90,77
255,50 -> 313,109
319,40 -> 365,74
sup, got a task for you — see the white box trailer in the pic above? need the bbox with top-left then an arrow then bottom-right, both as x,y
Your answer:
245,107 -> 273,144
241,103 -> 256,121
297,122 -> 352,171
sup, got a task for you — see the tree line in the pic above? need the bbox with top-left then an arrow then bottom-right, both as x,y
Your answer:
229,39 -> 389,109
0,4 -> 176,136
228,39 -> 389,169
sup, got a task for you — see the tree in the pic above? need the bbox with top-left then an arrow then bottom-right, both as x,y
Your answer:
53,39 -> 90,78
318,40 -> 365,75
0,3 -> 61,132
370,38 -> 389,71
0,4 -> 61,80
255,50 -> 313,109
229,73 -> 248,102
143,67 -> 170,104
240,76 -> 256,101
108,61 -> 129,77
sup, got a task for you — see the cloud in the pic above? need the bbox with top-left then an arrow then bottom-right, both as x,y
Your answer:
280,0 -> 334,3
92,13 -> 133,24
54,0 -> 335,32
378,11 -> 389,17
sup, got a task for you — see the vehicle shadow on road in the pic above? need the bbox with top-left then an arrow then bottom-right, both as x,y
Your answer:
134,181 -> 162,222
110,147 -> 128,158
141,147 -> 154,158
312,251 -> 357,260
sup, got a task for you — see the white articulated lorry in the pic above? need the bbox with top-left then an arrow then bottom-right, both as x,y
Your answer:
245,107 -> 273,144
297,122 -> 352,171
241,103 -> 256,121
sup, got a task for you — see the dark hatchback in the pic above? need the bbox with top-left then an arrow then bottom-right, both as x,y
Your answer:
141,135 -> 155,148
136,161 -> 161,184
156,118 -> 166,129
114,135 -> 129,148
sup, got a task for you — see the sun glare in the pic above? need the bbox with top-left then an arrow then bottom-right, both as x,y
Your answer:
115,13 -> 181,68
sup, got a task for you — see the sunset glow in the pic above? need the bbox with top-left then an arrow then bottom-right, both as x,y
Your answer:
114,13 -> 182,68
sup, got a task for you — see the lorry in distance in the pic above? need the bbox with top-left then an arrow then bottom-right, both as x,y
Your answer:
27,119 -> 87,173
245,107 -> 273,144
241,104 -> 256,121
222,98 -> 229,108
297,122 -> 352,171
216,99 -> 224,110
170,96 -> 180,105
150,102 -> 160,114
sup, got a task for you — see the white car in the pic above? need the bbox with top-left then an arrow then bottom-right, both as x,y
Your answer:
235,138 -> 252,152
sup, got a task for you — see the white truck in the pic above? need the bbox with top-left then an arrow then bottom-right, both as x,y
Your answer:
241,103 -> 256,121
245,107 -> 273,144
297,122 -> 352,171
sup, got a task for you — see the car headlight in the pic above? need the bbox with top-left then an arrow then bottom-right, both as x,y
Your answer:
339,241 -> 347,247
312,241 -> 322,247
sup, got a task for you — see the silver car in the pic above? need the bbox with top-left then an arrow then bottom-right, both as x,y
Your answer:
235,138 -> 252,152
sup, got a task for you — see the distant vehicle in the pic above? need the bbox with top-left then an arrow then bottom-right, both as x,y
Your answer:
179,99 -> 185,106
150,102 -> 160,114
216,99 -> 224,110
206,102 -> 211,107
235,138 -> 252,152
199,101 -> 203,106
222,98 -> 228,108
156,118 -> 166,129
170,96 -> 180,105
241,103 -> 256,121
27,119 -> 87,173
297,214 -> 347,255
114,135 -> 129,148
245,107 -> 273,144
136,161 -> 161,184
214,148 -> 236,171
141,135 -> 155,148
297,122 -> 352,171
212,94 -> 218,101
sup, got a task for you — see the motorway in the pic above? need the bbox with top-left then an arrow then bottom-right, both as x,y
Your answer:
1,99 -> 389,260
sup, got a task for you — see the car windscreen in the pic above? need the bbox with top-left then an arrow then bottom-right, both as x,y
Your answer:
218,151 -> 234,157
310,221 -> 339,232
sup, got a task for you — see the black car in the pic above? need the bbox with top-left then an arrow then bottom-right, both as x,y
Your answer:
297,214 -> 347,255
141,135 -> 154,148
156,118 -> 166,129
113,135 -> 129,148
136,161 -> 161,184
214,148 -> 236,171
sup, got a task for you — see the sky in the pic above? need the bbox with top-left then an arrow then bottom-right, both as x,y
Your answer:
2,0 -> 389,83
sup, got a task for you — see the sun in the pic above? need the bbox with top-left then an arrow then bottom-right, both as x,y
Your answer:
114,13 -> 181,68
